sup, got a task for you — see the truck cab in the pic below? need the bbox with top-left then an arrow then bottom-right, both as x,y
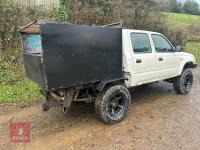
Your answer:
122,29 -> 196,87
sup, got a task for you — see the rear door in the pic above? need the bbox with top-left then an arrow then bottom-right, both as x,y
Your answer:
129,32 -> 157,85
150,34 -> 181,79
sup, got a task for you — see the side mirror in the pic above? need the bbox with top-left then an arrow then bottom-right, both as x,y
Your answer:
175,45 -> 182,52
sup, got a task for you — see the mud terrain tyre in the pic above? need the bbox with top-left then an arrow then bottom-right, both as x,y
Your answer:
173,68 -> 193,94
95,85 -> 131,124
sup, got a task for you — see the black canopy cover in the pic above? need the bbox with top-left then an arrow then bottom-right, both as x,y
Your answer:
39,23 -> 122,90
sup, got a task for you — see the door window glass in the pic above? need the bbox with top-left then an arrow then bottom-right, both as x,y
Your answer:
151,34 -> 173,52
130,33 -> 152,53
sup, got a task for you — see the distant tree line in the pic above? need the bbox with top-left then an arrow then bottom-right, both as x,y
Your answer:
167,0 -> 200,15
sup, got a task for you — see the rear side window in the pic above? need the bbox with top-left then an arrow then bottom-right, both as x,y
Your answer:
130,33 -> 152,53
151,34 -> 173,53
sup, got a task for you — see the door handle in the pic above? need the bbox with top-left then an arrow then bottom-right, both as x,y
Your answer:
158,57 -> 163,61
136,59 -> 142,63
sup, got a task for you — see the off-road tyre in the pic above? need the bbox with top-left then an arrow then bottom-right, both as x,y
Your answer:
95,85 -> 131,124
173,68 -> 193,94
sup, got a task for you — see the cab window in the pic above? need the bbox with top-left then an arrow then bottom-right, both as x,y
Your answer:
151,34 -> 173,53
130,33 -> 152,53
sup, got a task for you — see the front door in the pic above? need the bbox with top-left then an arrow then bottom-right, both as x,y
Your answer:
151,34 -> 180,78
130,32 -> 157,85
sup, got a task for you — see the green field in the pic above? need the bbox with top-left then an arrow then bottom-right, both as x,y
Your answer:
168,12 -> 200,25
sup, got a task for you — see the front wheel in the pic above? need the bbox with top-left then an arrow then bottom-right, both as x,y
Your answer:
95,85 -> 131,124
173,68 -> 193,94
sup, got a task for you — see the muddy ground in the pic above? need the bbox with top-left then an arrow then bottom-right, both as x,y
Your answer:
0,69 -> 200,150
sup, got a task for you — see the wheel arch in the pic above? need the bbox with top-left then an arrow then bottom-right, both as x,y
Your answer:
177,61 -> 197,75
183,61 -> 196,69
95,78 -> 126,92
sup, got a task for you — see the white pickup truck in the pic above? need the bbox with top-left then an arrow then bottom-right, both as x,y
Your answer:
20,22 -> 197,124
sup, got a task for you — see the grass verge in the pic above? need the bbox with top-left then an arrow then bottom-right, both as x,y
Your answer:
0,78 -> 43,104
186,42 -> 200,64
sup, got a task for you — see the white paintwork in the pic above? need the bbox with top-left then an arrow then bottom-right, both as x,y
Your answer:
122,29 -> 197,88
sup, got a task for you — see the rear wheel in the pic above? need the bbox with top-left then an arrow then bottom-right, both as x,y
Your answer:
173,68 -> 193,94
95,85 -> 131,124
